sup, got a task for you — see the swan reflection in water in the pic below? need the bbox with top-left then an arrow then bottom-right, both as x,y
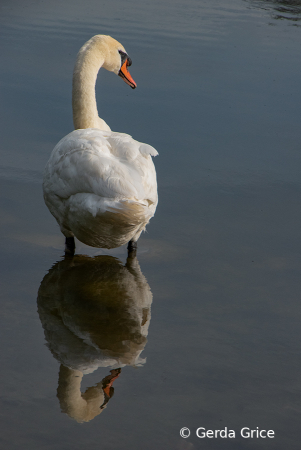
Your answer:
37,254 -> 152,422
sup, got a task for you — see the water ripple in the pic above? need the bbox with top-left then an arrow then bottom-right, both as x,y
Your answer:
0,166 -> 43,184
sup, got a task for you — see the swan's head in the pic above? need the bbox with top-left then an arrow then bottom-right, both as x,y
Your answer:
87,35 -> 137,89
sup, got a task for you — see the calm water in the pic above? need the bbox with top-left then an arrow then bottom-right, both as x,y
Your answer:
1,0 -> 301,448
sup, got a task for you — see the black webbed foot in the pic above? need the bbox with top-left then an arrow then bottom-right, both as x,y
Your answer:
65,236 -> 75,255
127,239 -> 137,256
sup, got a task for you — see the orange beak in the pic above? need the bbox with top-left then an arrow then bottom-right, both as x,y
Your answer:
118,60 -> 137,89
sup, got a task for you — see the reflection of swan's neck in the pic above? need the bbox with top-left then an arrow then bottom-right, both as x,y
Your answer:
72,41 -> 110,131
57,365 -> 104,423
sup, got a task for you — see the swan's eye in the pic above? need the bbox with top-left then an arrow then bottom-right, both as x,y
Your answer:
119,50 -> 132,67
118,50 -> 127,65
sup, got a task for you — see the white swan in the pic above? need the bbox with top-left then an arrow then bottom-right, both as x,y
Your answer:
43,35 -> 158,253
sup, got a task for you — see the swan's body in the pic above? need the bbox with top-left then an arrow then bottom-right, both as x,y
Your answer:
43,35 -> 158,251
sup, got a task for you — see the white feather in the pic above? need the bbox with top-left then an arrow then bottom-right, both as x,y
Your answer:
43,35 -> 158,249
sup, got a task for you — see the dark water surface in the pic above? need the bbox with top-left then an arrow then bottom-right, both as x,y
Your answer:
1,0 -> 301,448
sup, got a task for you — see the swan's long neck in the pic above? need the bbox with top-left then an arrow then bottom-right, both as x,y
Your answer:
72,42 -> 110,131
57,365 -> 104,423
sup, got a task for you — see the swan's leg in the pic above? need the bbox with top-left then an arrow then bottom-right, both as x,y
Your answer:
127,239 -> 137,256
65,236 -> 75,255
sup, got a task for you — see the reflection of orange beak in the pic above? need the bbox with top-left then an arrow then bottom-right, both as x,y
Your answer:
103,370 -> 121,397
119,60 -> 137,89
